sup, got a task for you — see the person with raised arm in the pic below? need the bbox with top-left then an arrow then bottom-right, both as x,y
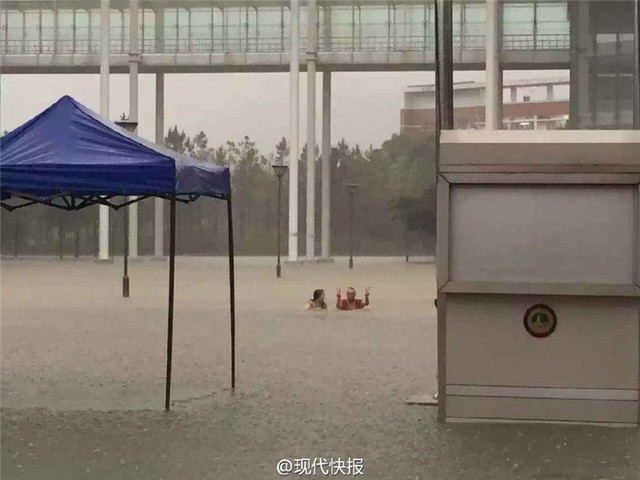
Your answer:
336,286 -> 370,311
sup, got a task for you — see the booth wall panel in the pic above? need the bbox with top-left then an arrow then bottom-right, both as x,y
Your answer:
446,396 -> 638,424
445,295 -> 640,389
449,185 -> 635,284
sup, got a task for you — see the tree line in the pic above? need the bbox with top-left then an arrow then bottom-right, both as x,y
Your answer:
0,129 -> 437,257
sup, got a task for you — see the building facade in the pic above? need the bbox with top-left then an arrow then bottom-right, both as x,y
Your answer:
402,76 -> 570,133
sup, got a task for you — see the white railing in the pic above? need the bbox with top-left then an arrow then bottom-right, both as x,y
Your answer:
0,34 -> 572,56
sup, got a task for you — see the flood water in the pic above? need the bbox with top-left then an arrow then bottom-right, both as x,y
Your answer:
1,258 -> 638,479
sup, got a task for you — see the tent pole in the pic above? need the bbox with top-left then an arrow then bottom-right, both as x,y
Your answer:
227,195 -> 236,390
75,214 -> 80,258
165,195 -> 176,411
59,211 -> 64,259
123,204 -> 130,297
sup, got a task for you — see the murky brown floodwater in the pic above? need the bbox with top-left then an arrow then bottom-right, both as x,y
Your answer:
1,258 -> 638,479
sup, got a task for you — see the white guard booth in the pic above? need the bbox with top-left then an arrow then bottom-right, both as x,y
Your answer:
437,130 -> 640,426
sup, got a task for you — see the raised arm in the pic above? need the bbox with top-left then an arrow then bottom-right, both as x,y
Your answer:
336,288 -> 343,310
363,286 -> 370,307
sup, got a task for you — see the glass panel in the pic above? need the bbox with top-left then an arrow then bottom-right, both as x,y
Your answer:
225,7 -> 241,52
177,8 -> 188,52
359,5 -> 389,51
331,6 -> 353,51
212,8 -> 223,51
90,9 -> 101,54
110,10 -> 123,53
463,3 -> 486,50
164,9 -> 177,52
409,4 -> 426,50
537,2 -> 569,48
537,2 -> 568,22
503,3 -> 534,50
299,6 -> 308,51
191,8 -> 212,52
41,10 -> 54,52
392,5 -> 413,51
240,7 -> 258,52
56,9 -> 73,53
142,9 -> 155,53
503,4 -> 534,33
257,7 -> 282,53
7,11 -> 23,54
425,3 -> 435,49
122,9 -> 131,50
282,6 -> 290,51
75,10 -> 90,53
24,11 -> 39,52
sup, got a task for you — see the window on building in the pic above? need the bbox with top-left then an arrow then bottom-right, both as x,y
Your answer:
523,95 -> 530,102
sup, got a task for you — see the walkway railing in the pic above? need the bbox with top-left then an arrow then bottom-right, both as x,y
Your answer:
0,34 -> 571,56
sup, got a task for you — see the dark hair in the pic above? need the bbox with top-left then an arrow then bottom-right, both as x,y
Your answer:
310,289 -> 327,309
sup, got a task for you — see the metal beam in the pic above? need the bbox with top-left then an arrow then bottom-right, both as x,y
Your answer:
98,0 -> 110,261
306,0 -> 317,260
128,0 -> 139,258
288,0 -> 300,261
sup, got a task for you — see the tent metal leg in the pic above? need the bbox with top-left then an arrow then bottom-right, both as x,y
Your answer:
123,204 -> 130,297
59,211 -> 64,259
75,215 -> 80,258
227,195 -> 236,390
165,195 -> 176,411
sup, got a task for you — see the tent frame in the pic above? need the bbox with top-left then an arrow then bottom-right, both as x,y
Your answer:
2,190 -> 236,412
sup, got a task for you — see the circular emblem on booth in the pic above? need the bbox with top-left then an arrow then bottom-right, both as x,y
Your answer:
523,304 -> 557,338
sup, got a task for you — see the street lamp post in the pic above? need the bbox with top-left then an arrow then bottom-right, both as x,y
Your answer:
272,163 -> 289,278
115,120 -> 138,298
345,184 -> 359,269
14,215 -> 19,258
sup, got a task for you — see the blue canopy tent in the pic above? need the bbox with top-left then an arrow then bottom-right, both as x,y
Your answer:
0,95 -> 236,410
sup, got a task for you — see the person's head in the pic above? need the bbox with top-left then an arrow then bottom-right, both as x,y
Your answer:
312,289 -> 325,302
346,287 -> 356,301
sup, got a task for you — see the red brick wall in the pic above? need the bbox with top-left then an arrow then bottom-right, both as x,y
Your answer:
401,101 -> 569,133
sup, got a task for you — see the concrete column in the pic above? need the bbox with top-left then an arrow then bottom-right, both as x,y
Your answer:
634,0 -> 639,128
99,0 -> 110,261
510,86 -> 517,103
288,0 -> 300,261
438,0 -> 454,129
569,0 -> 591,128
485,0 -> 501,130
128,0 -> 139,258
321,71 -> 331,259
546,84 -> 554,101
155,73 -> 165,257
306,0 -> 317,260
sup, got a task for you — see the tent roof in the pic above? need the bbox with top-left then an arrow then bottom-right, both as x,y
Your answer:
0,96 -> 230,202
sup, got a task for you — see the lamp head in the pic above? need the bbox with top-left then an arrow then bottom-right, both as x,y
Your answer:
115,120 -> 139,133
271,163 -> 289,178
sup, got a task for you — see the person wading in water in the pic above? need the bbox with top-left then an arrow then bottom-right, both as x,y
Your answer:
336,287 -> 370,310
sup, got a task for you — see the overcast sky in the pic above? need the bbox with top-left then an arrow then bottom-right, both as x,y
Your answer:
1,70 -> 566,155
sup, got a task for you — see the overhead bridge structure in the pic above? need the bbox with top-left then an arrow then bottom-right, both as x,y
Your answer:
1,1 -> 635,263
0,0 -> 572,73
